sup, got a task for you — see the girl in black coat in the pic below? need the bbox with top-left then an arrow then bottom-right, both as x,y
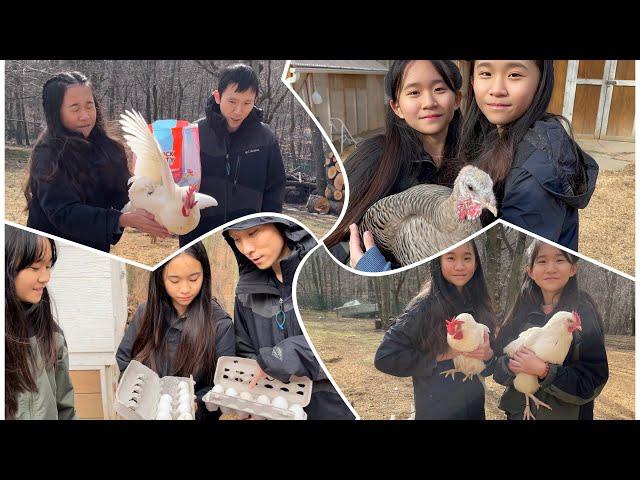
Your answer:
493,239 -> 608,420
374,241 -> 497,419
116,242 -> 235,420
25,71 -> 169,252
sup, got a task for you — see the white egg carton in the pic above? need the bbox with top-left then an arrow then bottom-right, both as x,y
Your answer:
202,356 -> 312,420
114,360 -> 196,420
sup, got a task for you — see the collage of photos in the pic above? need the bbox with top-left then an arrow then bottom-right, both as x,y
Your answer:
2,59 -> 636,421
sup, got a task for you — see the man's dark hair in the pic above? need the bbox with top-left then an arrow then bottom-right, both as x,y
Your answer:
218,63 -> 260,97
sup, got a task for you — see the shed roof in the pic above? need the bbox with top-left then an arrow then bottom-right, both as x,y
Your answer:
289,60 -> 388,75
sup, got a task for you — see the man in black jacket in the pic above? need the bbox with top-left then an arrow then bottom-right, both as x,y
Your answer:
179,64 -> 286,247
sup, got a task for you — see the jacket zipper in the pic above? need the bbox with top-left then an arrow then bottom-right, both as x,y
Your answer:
224,152 -> 230,222
276,296 -> 287,334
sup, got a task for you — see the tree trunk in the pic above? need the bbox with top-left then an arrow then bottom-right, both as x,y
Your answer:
503,232 -> 528,316
311,118 -> 327,195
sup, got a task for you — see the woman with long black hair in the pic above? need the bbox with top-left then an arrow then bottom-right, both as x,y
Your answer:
116,242 -> 235,420
25,71 -> 169,252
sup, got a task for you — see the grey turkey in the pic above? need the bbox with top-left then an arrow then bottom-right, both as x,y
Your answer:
360,165 -> 497,266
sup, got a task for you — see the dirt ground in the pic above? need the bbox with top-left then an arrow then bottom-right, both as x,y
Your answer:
4,145 -> 337,266
302,310 -> 635,420
579,164 -> 635,276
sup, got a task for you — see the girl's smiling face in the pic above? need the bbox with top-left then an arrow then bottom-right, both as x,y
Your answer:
472,60 -> 541,128
390,60 -> 460,138
527,243 -> 577,301
15,238 -> 53,304
440,243 -> 477,292
163,253 -> 204,314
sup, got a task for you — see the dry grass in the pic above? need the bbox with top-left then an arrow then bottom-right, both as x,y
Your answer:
302,310 -> 635,420
4,145 -> 338,266
579,164 -> 635,276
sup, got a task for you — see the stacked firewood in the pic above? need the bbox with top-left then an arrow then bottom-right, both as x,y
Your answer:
306,154 -> 345,215
284,170 -> 316,204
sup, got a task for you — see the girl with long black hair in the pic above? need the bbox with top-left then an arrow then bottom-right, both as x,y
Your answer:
5,225 -> 76,420
458,60 -> 599,250
374,241 -> 496,419
493,239 -> 608,420
116,242 -> 235,420
25,71 -> 169,252
325,60 -> 464,271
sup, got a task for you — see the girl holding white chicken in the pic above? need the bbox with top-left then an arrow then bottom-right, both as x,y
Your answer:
374,241 -> 496,419
493,240 -> 609,420
25,71 -> 170,252
116,242 -> 236,420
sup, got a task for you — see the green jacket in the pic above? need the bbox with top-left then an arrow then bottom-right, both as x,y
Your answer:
493,299 -> 608,420
15,332 -> 77,420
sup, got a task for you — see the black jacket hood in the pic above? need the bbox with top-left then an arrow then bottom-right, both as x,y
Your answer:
516,118 -> 599,209
222,216 -> 316,293
203,95 -> 264,135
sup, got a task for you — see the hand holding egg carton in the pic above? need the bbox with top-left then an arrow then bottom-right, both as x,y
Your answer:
202,356 -> 312,420
115,360 -> 196,420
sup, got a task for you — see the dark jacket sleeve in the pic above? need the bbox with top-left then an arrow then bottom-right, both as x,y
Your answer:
538,305 -> 609,405
233,299 -> 259,360
491,323 -> 520,387
55,334 -> 77,420
261,134 -> 285,213
501,162 -> 566,243
374,308 -> 438,378
115,305 -> 144,375
256,335 -> 326,383
31,147 -> 123,245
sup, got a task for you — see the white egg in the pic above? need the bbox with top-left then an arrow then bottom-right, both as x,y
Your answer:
178,391 -> 191,404
156,411 -> 172,420
289,404 -> 305,420
272,396 -> 289,410
178,381 -> 189,391
212,384 -> 224,394
225,387 -> 238,397
177,412 -> 193,420
239,391 -> 254,401
157,402 -> 171,414
159,393 -> 173,405
177,402 -> 191,415
256,395 -> 271,405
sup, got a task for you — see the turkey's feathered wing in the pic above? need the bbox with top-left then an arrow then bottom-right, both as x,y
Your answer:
119,110 -> 175,193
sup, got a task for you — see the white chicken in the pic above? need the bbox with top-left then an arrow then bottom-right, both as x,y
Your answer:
503,310 -> 582,420
441,313 -> 490,382
119,110 -> 218,236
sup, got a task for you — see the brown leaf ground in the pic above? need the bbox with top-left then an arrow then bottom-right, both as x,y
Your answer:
301,310 -> 635,420
4,146 -> 337,267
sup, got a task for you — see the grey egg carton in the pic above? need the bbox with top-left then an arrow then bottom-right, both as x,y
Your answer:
115,360 -> 196,420
202,356 -> 312,420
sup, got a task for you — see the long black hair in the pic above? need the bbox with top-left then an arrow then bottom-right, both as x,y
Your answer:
5,225 -> 59,419
130,242 -> 219,383
406,240 -> 495,356
24,71 -> 130,207
496,239 -> 604,350
325,60 -> 463,249
458,61 -> 585,208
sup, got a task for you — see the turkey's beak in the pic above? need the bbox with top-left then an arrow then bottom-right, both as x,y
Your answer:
484,203 -> 497,217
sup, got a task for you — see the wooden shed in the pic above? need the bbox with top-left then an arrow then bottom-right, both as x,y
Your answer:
458,60 -> 635,141
286,60 -> 389,151
47,243 -> 128,420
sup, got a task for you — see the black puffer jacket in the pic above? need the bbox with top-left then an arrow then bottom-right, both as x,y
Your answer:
115,300 -> 236,420
223,216 -> 355,420
27,129 -> 130,252
179,99 -> 285,246
500,118 -> 599,251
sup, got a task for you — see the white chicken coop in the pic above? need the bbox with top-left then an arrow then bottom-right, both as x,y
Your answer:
334,299 -> 378,319
47,242 -> 128,420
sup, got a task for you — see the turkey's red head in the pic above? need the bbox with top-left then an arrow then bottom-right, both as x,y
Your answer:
182,184 -> 199,217
446,317 -> 464,339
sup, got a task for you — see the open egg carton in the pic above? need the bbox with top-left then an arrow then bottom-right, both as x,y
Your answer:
202,356 -> 312,420
114,360 -> 196,420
